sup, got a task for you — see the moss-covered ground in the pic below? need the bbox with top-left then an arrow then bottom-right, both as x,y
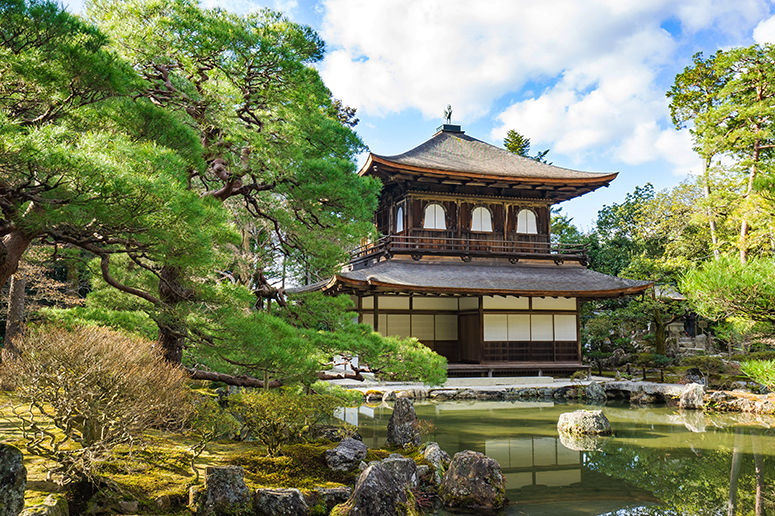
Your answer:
0,390 -> 385,514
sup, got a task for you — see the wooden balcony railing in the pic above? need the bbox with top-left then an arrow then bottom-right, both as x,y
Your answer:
350,234 -> 587,265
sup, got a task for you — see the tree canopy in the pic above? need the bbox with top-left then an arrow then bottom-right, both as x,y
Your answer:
1,0 -> 446,387
503,129 -> 550,163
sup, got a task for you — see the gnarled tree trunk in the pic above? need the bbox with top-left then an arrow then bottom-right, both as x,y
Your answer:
0,231 -> 35,290
157,265 -> 192,364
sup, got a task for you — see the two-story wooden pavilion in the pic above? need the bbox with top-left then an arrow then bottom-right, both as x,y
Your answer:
302,124 -> 651,377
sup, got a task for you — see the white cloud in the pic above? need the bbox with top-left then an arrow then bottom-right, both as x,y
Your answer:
754,15 -> 775,44
319,0 -> 772,173
492,25 -> 674,160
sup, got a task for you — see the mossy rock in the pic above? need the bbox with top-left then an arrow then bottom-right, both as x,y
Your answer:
0,444 -> 26,516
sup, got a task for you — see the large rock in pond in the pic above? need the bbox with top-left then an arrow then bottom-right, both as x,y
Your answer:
386,398 -> 420,447
679,383 -> 705,410
0,444 -> 26,516
439,450 -> 506,511
557,410 -> 612,436
422,442 -> 451,485
189,466 -> 252,516
331,463 -> 413,516
325,438 -> 368,472
254,488 -> 308,516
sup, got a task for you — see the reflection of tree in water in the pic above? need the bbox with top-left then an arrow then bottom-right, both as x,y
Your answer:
585,428 -> 774,515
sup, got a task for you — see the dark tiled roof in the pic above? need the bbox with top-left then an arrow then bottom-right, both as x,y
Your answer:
370,130 -> 615,180
293,259 -> 651,298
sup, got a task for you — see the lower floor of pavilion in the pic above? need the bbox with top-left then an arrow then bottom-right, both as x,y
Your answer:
297,257 -> 651,377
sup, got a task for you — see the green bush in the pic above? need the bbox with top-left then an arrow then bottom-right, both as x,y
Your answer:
1,325 -> 192,485
230,389 -> 342,456
740,360 -> 775,390
188,397 -> 240,482
570,370 -> 588,382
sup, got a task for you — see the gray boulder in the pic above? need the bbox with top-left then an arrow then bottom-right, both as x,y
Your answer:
585,382 -> 607,403
422,442 -> 451,484
386,398 -> 421,447
379,454 -> 418,488
325,438 -> 368,472
305,487 -> 352,513
254,488 -> 308,516
439,450 -> 506,511
331,463 -> 412,516
557,410 -> 612,435
679,383 -> 705,410
0,444 -> 26,516
189,466 -> 252,516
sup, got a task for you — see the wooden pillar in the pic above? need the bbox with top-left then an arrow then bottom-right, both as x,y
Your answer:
478,296 -> 484,364
373,295 -> 379,332
576,298 -> 581,363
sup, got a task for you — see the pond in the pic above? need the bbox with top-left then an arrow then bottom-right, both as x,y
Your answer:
344,400 -> 775,515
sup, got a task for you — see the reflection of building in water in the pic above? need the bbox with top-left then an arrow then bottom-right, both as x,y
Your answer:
486,436 -> 581,489
352,401 -> 662,510
333,406 -> 372,427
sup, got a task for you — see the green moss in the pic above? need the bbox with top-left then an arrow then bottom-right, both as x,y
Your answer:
330,501 -> 352,516
230,442 -> 359,489
93,441 -> 196,502
380,446 -> 432,467
365,449 -> 389,462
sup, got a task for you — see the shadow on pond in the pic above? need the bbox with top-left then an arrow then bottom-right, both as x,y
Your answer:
351,400 -> 775,515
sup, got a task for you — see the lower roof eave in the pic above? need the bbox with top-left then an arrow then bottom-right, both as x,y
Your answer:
330,276 -> 652,299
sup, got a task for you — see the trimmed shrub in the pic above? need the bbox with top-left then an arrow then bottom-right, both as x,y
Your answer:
1,325 -> 192,485
229,389 -> 342,456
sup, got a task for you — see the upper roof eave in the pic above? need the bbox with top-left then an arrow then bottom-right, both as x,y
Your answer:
357,130 -> 618,187
361,154 -> 619,187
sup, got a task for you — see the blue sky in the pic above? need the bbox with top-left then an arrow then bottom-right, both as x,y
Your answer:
66,0 -> 775,229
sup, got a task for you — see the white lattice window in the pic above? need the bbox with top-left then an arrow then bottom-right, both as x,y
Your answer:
471,207 -> 493,232
517,209 -> 538,234
424,204 -> 446,229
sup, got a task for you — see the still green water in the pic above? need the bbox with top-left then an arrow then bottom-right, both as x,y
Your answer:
349,400 -> 775,515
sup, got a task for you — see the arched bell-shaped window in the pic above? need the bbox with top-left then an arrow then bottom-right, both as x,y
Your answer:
395,206 -> 404,233
471,206 -> 492,232
423,204 -> 446,230
516,209 -> 537,234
